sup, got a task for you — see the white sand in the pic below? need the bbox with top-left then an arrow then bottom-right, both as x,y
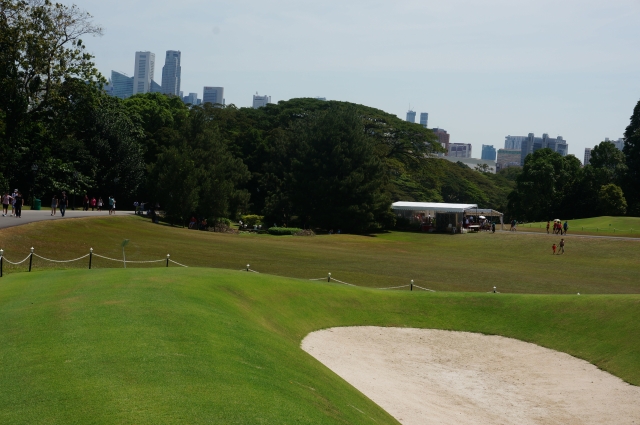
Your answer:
301,327 -> 640,425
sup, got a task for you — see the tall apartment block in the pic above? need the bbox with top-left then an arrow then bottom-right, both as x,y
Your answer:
183,92 -> 199,105
584,148 -> 592,166
110,71 -> 134,99
432,128 -> 450,153
419,113 -> 429,128
203,87 -> 224,106
519,133 -> 568,165
604,137 -> 625,151
448,143 -> 472,158
406,110 -> 416,123
133,51 -> 155,95
481,145 -> 497,161
504,135 -> 527,150
161,50 -> 181,96
253,94 -> 271,109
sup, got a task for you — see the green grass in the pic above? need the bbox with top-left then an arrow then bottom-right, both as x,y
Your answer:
1,215 -> 640,294
0,267 -> 639,424
522,216 -> 640,237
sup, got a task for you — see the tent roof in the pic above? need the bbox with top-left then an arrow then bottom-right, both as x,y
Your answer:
391,201 -> 478,213
463,208 -> 503,216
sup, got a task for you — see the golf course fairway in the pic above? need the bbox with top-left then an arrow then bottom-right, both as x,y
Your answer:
1,267 -> 638,424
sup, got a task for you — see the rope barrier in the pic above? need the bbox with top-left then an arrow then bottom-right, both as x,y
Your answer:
169,259 -> 189,268
413,284 -> 436,292
33,253 -> 89,263
376,284 -> 412,290
329,278 -> 356,287
92,253 -> 123,262
1,254 -> 32,265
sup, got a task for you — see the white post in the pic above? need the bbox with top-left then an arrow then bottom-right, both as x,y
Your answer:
246,264 -> 250,272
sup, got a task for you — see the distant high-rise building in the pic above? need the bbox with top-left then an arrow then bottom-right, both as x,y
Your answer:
406,110 -> 416,123
150,79 -> 162,93
481,145 -> 497,161
520,133 -> 568,165
496,149 -> 522,171
110,71 -> 134,99
584,148 -> 592,166
133,51 -> 155,95
604,137 -> 625,151
504,135 -> 527,150
161,50 -> 181,96
432,128 -> 450,153
448,143 -> 472,158
419,113 -> 429,128
183,92 -> 199,105
203,87 -> 224,106
253,93 -> 271,109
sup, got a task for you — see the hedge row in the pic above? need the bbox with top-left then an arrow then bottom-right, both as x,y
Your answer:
267,227 -> 303,236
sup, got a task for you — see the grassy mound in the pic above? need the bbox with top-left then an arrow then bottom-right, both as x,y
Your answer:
522,216 -> 640,237
0,268 -> 639,424
1,216 -> 639,294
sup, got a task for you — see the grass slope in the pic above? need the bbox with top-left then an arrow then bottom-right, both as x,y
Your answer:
1,216 -> 640,294
522,216 -> 640,237
0,268 -> 639,424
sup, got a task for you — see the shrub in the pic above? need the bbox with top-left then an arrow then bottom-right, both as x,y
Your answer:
293,229 -> 315,236
241,215 -> 264,227
210,217 -> 232,232
268,227 -> 302,236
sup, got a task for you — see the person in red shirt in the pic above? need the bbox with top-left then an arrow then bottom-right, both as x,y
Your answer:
90,197 -> 97,211
552,243 -> 557,255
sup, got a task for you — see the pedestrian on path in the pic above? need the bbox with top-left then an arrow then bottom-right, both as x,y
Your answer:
59,191 -> 68,217
83,194 -> 89,211
97,197 -> 103,211
90,197 -> 96,211
108,196 -> 115,215
563,221 -> 568,235
11,189 -> 18,216
51,195 -> 58,216
2,192 -> 10,216
559,238 -> 565,254
14,191 -> 23,218
546,221 -> 550,234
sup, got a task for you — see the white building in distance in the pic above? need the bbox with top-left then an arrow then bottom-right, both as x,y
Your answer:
133,51 -> 155,95
253,93 -> 271,109
448,143 -> 472,158
203,87 -> 224,106
584,148 -> 592,165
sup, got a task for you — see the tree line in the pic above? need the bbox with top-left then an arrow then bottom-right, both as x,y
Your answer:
2,0 -> 638,232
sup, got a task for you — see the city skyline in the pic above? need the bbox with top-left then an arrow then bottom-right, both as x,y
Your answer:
82,0 -> 640,159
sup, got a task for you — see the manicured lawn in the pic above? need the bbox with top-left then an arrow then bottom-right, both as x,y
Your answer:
0,268 -> 638,424
521,216 -> 640,237
1,215 -> 639,293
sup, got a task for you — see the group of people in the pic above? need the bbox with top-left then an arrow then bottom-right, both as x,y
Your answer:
50,194 -> 116,215
188,216 -> 208,230
547,220 -> 568,235
552,239 -> 566,255
2,189 -> 24,218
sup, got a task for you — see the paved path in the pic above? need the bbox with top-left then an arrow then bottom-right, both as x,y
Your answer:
0,210 -> 135,230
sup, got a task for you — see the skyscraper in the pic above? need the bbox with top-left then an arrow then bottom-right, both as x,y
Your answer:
419,113 -> 428,128
504,135 -> 527,150
183,92 -> 199,105
110,71 -> 133,99
584,148 -> 592,165
253,93 -> 271,109
133,51 -> 155,95
203,87 -> 224,106
432,128 -> 450,153
519,133 -> 569,165
406,110 -> 416,123
161,50 -> 181,96
481,145 -> 497,161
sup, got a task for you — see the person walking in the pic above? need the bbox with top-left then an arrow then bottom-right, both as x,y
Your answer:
97,197 -> 103,211
108,196 -> 114,215
552,243 -> 557,255
90,196 -> 96,211
59,191 -> 68,217
83,194 -> 89,211
2,192 -> 10,216
11,189 -> 18,216
491,222 -> 496,233
559,238 -> 565,254
546,221 -> 550,234
51,194 -> 58,215
14,191 -> 23,218
563,221 -> 568,235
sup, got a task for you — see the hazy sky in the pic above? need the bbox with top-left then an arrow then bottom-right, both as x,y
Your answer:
76,0 -> 640,161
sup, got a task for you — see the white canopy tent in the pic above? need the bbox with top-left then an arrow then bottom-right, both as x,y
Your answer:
391,202 -> 478,213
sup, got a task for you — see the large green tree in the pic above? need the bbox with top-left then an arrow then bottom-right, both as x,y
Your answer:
623,99 -> 640,215
287,106 -> 391,232
507,149 -> 581,221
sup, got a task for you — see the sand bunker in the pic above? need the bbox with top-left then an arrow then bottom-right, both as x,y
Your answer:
302,327 -> 640,425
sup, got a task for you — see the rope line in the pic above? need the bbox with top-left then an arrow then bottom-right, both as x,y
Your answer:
92,253 -> 123,262
376,284 -> 411,290
1,254 -> 32,265
309,277 -> 327,281
413,284 -> 436,292
33,253 -> 89,263
168,259 -> 188,268
329,278 -> 356,287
